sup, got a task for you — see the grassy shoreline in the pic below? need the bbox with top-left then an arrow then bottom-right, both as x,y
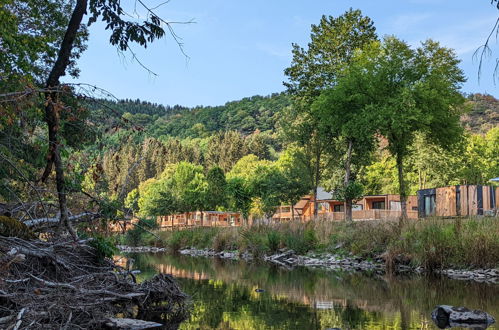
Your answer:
122,217 -> 499,271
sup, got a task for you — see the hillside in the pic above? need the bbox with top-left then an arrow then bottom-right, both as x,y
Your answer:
89,92 -> 496,140
88,93 -> 291,139
461,93 -> 499,134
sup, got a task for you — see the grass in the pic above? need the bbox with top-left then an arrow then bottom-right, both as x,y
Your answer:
122,217 -> 499,270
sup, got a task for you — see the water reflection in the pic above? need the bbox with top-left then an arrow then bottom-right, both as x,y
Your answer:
125,253 -> 498,330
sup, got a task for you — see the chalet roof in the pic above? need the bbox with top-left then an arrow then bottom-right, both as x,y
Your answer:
294,199 -> 309,209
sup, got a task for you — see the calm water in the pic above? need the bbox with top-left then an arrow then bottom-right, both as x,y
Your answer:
126,253 -> 499,330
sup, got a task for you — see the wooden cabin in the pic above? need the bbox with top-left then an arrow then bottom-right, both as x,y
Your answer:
273,188 -> 418,222
417,185 -> 498,218
157,211 -> 242,229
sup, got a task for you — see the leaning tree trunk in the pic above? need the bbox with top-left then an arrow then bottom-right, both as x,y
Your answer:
344,140 -> 353,223
396,152 -> 408,222
42,0 -> 88,239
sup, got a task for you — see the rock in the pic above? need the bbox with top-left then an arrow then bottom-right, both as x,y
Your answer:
431,305 -> 496,329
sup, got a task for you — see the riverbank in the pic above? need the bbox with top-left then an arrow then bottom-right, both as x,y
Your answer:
121,217 -> 499,283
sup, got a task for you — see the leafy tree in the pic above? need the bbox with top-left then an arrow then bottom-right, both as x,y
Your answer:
205,131 -> 249,172
36,0 -> 183,236
311,64 -> 378,221
283,9 -> 378,216
275,147 -> 312,220
250,164 -> 287,220
226,177 -> 253,225
357,37 -> 465,219
205,167 -> 228,211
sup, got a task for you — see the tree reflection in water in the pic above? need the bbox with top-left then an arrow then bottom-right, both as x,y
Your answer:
126,253 -> 499,330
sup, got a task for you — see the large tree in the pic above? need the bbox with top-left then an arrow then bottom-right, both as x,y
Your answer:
283,9 -> 378,216
311,69 -> 377,221
39,0 -> 181,236
358,37 -> 465,220
275,147 -> 312,221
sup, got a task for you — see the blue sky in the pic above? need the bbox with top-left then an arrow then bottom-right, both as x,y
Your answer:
70,0 -> 499,107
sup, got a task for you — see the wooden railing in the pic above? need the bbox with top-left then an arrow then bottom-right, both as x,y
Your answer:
304,209 -> 418,222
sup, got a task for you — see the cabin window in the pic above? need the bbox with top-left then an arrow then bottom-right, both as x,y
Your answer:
281,206 -> 291,213
333,204 -> 344,212
352,204 -> 363,211
372,201 -> 385,209
390,201 -> 401,210
424,195 -> 436,216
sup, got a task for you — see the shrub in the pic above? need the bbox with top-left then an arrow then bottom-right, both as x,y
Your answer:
212,228 -> 239,252
265,229 -> 281,252
124,218 -> 158,246
89,235 -> 118,262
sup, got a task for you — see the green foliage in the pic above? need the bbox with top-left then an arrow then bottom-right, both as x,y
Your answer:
282,9 -> 378,215
205,167 -> 228,210
333,181 -> 364,202
124,217 -> 158,246
266,230 -> 282,253
164,227 -> 220,251
392,218 -> 499,270
284,8 -> 377,101
88,235 -> 118,262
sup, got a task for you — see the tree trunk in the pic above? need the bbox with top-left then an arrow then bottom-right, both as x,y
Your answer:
313,147 -> 321,217
344,140 -> 353,222
43,0 -> 87,239
396,152 -> 408,222
291,202 -> 295,222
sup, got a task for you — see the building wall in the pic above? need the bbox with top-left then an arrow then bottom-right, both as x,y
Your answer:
418,185 -> 497,217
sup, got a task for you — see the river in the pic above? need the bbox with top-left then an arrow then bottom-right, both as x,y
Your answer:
123,252 -> 498,329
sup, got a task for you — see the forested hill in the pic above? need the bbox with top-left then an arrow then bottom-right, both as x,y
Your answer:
462,93 -> 499,133
89,93 -> 291,139
89,92 -> 496,140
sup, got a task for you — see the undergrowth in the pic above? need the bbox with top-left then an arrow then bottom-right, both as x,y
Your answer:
122,217 -> 499,269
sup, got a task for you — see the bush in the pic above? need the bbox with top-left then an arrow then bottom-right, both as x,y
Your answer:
124,218 -> 158,246
89,235 -> 118,262
212,228 -> 239,252
265,230 -> 281,252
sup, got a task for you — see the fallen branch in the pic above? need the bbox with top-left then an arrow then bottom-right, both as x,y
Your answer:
0,237 -> 189,329
22,212 -> 100,228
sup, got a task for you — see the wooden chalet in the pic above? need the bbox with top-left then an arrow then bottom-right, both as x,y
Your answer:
157,211 -> 242,229
417,185 -> 498,217
273,187 -> 418,221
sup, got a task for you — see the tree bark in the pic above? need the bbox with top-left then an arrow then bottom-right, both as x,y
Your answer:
43,0 -> 87,239
291,201 -> 295,222
396,152 -> 408,222
313,146 -> 321,217
344,140 -> 353,222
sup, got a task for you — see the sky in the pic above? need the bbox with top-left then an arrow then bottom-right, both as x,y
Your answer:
69,0 -> 499,107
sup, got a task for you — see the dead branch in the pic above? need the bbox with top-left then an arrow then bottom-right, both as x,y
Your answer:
0,237 -> 189,329
22,212 -> 100,228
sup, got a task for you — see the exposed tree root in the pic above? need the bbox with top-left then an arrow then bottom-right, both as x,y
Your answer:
0,237 -> 189,329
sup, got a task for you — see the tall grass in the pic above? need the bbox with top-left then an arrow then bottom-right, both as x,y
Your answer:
125,217 -> 499,270
392,217 -> 499,270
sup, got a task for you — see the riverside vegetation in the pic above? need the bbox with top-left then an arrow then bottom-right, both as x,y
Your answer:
122,217 -> 499,274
